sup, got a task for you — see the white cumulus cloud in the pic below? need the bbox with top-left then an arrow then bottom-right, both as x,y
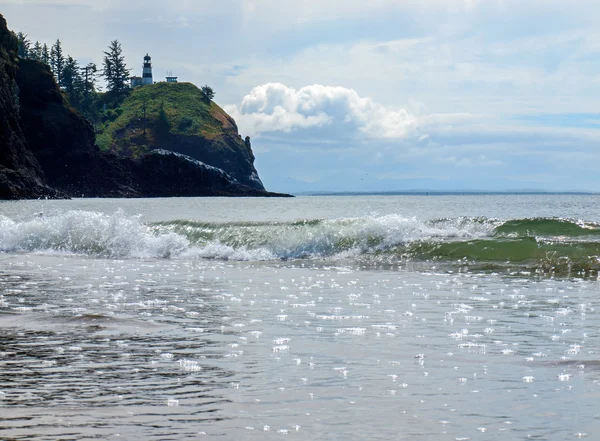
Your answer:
225,83 -> 419,139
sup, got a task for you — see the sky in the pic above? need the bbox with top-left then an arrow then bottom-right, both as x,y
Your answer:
4,0 -> 600,193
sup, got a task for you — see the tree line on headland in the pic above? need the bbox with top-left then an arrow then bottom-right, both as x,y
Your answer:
1,13 -> 281,199
14,32 -> 215,127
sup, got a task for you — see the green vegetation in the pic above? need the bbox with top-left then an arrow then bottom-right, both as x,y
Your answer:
95,82 -> 231,155
14,35 -> 137,122
15,33 -> 104,122
200,85 -> 215,103
16,32 -> 29,58
49,39 -> 65,86
13,32 -> 225,158
102,40 -> 129,93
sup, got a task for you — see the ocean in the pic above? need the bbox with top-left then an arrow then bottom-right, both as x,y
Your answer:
1,195 -> 600,440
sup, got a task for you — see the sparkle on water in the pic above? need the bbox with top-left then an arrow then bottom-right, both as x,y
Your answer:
1,195 -> 600,440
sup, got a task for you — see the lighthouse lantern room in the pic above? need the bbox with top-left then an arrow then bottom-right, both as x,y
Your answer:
142,54 -> 153,85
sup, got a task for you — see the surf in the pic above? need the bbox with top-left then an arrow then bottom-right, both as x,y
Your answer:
2,210 -> 600,276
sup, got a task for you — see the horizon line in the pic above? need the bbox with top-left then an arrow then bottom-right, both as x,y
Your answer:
294,190 -> 600,196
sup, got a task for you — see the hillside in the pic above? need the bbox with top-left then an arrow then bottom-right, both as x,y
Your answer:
97,82 -> 264,190
0,12 -> 288,199
0,14 -> 57,198
14,58 -> 288,198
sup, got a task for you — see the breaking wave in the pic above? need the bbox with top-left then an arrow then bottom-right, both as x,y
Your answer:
2,210 -> 600,275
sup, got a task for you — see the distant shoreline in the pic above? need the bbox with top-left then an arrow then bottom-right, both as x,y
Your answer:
296,191 -> 600,196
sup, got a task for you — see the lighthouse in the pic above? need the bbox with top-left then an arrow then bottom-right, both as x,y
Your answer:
142,54 -> 153,85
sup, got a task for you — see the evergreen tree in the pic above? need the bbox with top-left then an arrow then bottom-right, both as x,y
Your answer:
200,85 -> 215,103
50,39 -> 65,86
16,32 -> 30,58
81,63 -> 98,98
42,43 -> 50,65
73,63 -> 100,124
102,40 -> 129,93
31,41 -> 43,61
62,56 -> 82,100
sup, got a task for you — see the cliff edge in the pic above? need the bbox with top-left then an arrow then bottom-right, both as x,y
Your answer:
0,13 -> 288,199
0,15 -> 57,199
97,82 -> 265,190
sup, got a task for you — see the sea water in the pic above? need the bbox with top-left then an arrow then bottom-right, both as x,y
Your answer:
1,195 -> 600,440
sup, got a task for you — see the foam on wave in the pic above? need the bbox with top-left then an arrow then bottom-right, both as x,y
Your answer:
0,210 -> 494,260
0,210 -> 188,258
2,211 -> 600,272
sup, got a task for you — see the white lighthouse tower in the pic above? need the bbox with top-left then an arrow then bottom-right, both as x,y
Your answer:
142,54 -> 153,85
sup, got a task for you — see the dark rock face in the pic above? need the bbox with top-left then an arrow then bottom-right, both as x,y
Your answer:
0,13 -> 288,199
157,130 -> 265,190
16,59 -> 139,197
13,61 -> 284,198
0,15 -> 56,199
131,150 -> 284,197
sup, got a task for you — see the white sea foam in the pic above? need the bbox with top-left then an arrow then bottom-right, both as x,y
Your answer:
0,210 -> 496,261
0,210 -> 188,259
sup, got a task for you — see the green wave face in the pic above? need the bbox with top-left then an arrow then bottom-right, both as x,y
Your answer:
407,238 -> 600,273
409,238 -> 541,263
151,217 -> 600,276
494,218 -> 600,238
4,211 -> 600,276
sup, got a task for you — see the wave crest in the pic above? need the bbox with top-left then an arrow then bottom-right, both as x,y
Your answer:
0,210 -> 188,258
2,211 -> 600,275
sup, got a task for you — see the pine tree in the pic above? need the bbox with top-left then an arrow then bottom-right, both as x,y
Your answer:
16,32 -> 30,58
77,62 -> 100,125
31,41 -> 43,61
102,40 -> 129,93
81,62 -> 98,98
50,39 -> 65,86
42,43 -> 50,65
62,56 -> 82,99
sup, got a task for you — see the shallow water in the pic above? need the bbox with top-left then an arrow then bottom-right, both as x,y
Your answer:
2,195 -> 600,440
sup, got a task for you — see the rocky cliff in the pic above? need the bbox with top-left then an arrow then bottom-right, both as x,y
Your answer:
0,13 -> 287,199
97,82 -> 265,190
16,58 -> 139,197
0,15 -> 56,199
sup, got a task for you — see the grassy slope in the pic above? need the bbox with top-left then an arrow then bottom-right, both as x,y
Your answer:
96,82 -> 238,156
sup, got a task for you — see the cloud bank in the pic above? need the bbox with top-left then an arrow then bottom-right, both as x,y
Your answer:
226,83 -> 419,139
7,0 -> 600,192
